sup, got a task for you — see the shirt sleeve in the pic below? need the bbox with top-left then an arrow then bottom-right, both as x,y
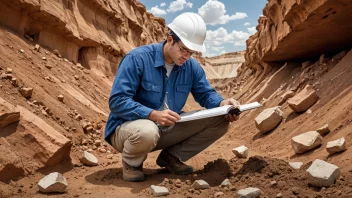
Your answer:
191,60 -> 224,108
108,54 -> 154,120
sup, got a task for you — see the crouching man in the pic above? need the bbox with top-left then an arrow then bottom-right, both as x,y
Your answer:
105,12 -> 240,182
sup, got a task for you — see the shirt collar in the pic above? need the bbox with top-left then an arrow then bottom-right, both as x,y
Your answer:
154,40 -> 186,71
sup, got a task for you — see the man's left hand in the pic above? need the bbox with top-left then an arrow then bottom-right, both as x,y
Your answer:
220,98 -> 240,122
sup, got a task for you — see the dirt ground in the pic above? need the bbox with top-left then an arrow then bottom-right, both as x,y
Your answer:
0,27 -> 352,198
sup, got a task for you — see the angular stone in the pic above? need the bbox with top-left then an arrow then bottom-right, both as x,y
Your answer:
45,64 -> 52,69
288,85 -> 318,113
38,172 -> 68,193
289,162 -> 303,170
11,78 -> 17,87
57,95 -> 64,102
0,100 -> 20,127
255,106 -> 283,133
220,178 -> 231,187
306,159 -> 340,187
15,104 -> 71,167
291,131 -> 322,154
150,185 -> 169,197
326,137 -> 346,154
19,87 -> 33,98
279,90 -> 295,104
316,124 -> 330,135
6,68 -> 13,74
34,44 -> 40,52
232,145 -> 248,158
80,151 -> 98,166
237,187 -> 261,198
192,180 -> 210,190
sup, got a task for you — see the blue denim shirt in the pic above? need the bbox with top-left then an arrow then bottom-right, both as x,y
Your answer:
104,41 -> 224,144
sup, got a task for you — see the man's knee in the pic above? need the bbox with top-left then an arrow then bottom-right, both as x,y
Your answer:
130,120 -> 160,148
206,116 -> 229,136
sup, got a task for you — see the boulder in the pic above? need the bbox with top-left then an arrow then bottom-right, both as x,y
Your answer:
19,87 -> 33,98
306,159 -> 340,187
237,187 -> 261,198
316,124 -> 330,135
192,180 -> 210,190
326,137 -> 346,154
38,172 -> 68,193
291,131 -> 322,154
287,85 -> 318,112
232,145 -> 248,158
150,185 -> 169,197
289,162 -> 303,170
255,106 -> 283,133
80,151 -> 98,166
0,100 -> 20,127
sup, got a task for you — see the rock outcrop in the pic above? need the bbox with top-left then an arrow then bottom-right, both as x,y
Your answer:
0,0 -> 166,75
245,0 -> 352,67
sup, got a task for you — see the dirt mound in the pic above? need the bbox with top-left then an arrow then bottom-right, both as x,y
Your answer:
137,156 -> 352,197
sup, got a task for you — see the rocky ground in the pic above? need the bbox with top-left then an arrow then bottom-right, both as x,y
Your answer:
1,0 -> 352,196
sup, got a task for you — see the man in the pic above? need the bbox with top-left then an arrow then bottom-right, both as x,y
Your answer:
105,12 -> 240,182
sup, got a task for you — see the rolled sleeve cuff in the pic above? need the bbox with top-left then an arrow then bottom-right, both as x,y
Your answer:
137,106 -> 154,119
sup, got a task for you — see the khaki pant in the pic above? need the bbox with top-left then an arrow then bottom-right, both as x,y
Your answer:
110,116 -> 229,167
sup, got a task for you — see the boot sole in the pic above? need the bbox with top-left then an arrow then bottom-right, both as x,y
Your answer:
156,158 -> 193,175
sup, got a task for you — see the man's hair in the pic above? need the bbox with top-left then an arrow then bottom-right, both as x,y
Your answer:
168,29 -> 180,45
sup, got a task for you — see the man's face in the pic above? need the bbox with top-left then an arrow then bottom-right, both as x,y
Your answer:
167,37 -> 197,66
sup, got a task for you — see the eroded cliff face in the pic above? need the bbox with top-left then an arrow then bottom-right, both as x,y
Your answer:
245,0 -> 352,67
234,0 -> 352,104
0,0 -> 166,75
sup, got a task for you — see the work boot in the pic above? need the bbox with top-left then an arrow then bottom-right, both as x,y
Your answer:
156,150 -> 193,175
122,160 -> 144,182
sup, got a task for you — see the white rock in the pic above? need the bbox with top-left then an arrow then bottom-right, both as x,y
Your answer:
237,187 -> 261,198
255,106 -> 283,133
316,124 -> 330,135
291,131 -> 322,154
232,145 -> 248,158
326,137 -> 346,154
80,151 -> 98,166
150,185 -> 169,197
220,178 -> 231,187
192,180 -> 210,190
289,162 -> 303,170
38,172 -> 68,193
57,95 -> 64,102
306,159 -> 340,187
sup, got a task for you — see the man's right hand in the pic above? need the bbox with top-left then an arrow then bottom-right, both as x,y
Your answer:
148,110 -> 181,126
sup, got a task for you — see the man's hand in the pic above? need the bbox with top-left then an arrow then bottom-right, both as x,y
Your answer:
220,98 -> 240,122
148,110 -> 181,126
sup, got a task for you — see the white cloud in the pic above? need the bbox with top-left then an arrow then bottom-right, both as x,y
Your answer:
243,22 -> 251,26
198,0 -> 247,25
167,0 -> 193,13
205,27 -> 251,52
160,2 -> 166,7
247,27 -> 257,34
211,46 -> 225,52
149,6 -> 167,16
220,50 -> 227,55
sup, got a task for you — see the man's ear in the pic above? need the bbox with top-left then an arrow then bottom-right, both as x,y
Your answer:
166,36 -> 173,44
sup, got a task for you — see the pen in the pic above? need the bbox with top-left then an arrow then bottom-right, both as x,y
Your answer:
164,102 -> 170,110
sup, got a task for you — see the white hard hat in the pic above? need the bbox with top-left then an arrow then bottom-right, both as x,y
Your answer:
168,12 -> 207,53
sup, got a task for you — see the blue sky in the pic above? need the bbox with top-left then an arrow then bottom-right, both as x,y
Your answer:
138,0 -> 267,57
